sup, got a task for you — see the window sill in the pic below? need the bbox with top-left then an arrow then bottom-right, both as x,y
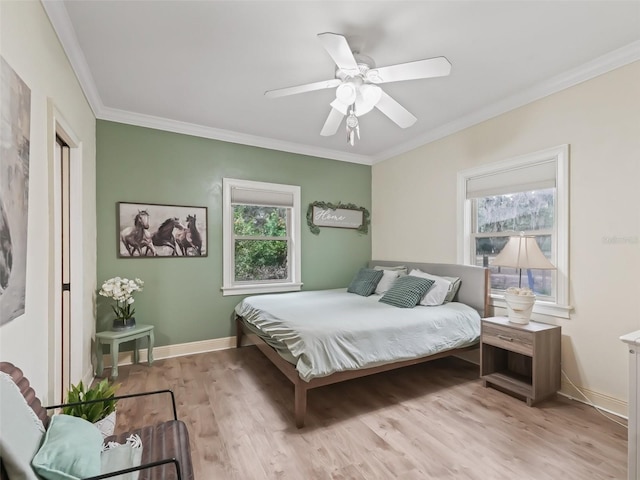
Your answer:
222,282 -> 303,296
490,294 -> 573,319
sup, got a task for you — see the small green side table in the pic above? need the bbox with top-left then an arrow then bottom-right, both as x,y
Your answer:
95,324 -> 155,379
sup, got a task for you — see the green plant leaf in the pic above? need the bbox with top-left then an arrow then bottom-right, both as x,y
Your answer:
62,379 -> 119,422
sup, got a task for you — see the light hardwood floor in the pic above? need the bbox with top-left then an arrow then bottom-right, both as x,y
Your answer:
107,347 -> 627,479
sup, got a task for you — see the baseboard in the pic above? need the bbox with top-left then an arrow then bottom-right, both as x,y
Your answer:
83,367 -> 94,387
559,380 -> 627,419
104,336 -> 237,367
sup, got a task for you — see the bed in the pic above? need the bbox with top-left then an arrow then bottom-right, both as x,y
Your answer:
235,261 -> 490,427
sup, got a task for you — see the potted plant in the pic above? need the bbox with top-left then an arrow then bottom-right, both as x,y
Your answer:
98,276 -> 144,330
62,378 -> 119,437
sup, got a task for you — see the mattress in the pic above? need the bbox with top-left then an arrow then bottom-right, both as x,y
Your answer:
235,288 -> 481,382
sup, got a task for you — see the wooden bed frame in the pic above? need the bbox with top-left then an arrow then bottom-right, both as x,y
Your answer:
235,261 -> 490,428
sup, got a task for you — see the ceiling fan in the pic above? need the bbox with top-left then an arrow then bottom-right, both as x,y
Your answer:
265,33 -> 452,145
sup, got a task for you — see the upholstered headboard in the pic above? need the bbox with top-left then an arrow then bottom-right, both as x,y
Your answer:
369,261 -> 490,318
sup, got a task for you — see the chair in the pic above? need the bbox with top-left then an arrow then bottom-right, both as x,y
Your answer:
0,362 -> 194,480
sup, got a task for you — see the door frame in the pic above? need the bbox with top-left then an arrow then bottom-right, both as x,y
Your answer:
49,104 -> 85,403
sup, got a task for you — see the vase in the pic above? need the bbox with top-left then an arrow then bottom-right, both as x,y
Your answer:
112,316 -> 136,331
94,410 -> 117,438
504,293 -> 535,325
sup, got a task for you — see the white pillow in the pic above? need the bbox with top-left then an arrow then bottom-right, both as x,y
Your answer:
373,265 -> 408,276
101,434 -> 143,480
409,269 -> 451,306
375,269 -> 400,294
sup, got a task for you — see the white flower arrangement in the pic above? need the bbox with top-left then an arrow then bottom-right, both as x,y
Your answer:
505,287 -> 534,296
98,277 -> 144,321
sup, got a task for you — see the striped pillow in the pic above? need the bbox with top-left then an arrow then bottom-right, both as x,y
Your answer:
379,275 -> 435,308
347,268 -> 384,297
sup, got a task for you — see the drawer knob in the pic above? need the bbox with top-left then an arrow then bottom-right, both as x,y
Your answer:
497,334 -> 514,342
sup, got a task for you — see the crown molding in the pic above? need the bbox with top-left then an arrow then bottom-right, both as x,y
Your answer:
41,0 -> 104,116
42,1 -> 639,166
98,106 -> 372,165
372,40 -> 640,164
42,0 -> 371,165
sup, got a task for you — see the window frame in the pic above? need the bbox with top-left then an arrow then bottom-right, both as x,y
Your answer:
457,145 -> 571,318
222,178 -> 302,296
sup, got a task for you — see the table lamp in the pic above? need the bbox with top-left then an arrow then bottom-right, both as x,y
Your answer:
491,234 -> 556,324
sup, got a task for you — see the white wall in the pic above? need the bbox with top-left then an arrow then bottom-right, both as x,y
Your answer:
372,61 -> 640,415
0,1 -> 96,402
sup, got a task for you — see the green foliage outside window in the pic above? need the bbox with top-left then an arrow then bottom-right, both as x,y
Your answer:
475,189 -> 554,257
234,205 -> 288,281
476,189 -> 554,234
473,189 -> 556,297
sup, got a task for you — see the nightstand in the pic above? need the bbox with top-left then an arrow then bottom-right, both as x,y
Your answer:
95,324 -> 155,379
480,316 -> 561,406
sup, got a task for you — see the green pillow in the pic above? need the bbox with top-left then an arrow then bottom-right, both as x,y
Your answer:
32,414 -> 103,480
347,268 -> 384,297
379,275 -> 435,308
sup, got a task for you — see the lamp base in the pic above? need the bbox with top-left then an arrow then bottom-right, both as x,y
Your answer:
504,293 -> 535,325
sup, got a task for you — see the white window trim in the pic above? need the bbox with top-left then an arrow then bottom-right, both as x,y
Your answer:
457,145 -> 572,319
222,178 -> 302,296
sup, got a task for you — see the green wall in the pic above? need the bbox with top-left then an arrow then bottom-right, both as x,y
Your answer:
96,120 -> 372,347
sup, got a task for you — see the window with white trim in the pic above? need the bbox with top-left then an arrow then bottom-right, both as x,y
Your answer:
222,178 -> 302,296
457,145 -> 571,318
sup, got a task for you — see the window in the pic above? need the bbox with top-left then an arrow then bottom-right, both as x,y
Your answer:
457,145 -> 571,318
222,178 -> 302,296
474,189 -> 555,299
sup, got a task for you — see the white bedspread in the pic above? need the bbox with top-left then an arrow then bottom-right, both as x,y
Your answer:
235,289 -> 480,382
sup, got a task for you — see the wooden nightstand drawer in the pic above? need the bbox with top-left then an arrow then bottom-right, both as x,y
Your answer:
482,322 -> 533,356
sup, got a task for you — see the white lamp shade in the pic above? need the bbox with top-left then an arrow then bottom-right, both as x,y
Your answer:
354,84 -> 382,116
336,82 -> 357,105
491,235 -> 556,270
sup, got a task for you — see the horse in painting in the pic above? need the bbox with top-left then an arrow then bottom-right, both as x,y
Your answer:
151,217 -> 184,256
176,214 -> 202,256
120,210 -> 156,256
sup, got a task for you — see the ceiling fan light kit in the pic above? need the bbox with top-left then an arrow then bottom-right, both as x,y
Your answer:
265,32 -> 451,145
336,80 -> 358,105
355,84 -> 382,115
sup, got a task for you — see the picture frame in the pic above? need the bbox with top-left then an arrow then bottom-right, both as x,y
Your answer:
117,202 -> 207,257
306,201 -> 370,235
1,57 -> 31,324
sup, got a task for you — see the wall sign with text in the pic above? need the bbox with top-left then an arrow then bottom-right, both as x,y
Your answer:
306,201 -> 370,235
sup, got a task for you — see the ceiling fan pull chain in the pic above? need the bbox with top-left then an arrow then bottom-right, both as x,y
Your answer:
346,106 -> 359,146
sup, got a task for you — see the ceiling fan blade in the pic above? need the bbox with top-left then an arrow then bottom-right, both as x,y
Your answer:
375,90 -> 417,128
320,108 -> 345,136
317,33 -> 359,74
329,98 -> 349,115
265,79 -> 341,98
367,57 -> 451,84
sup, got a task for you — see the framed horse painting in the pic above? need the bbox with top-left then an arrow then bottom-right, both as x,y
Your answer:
117,202 -> 208,257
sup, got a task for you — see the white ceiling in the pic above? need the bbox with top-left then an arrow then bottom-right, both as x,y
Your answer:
43,1 -> 640,165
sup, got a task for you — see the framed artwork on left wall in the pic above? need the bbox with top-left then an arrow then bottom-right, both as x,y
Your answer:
117,202 -> 208,257
0,57 -> 31,325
